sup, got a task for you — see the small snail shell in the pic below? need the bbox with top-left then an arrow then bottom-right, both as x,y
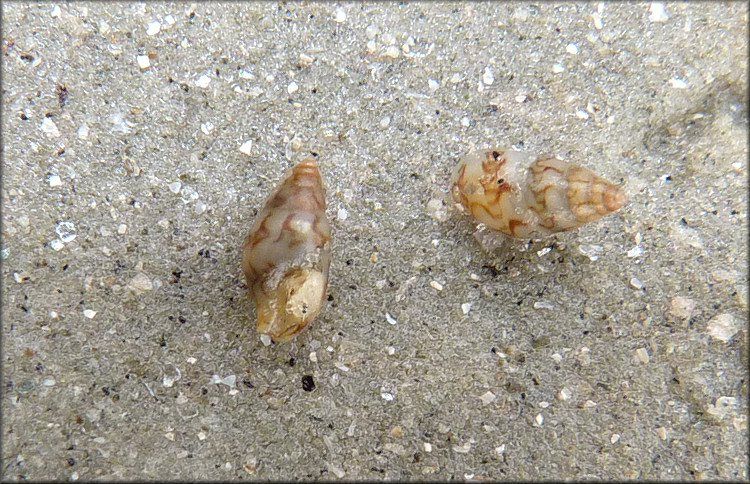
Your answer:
449,148 -> 627,238
241,157 -> 331,342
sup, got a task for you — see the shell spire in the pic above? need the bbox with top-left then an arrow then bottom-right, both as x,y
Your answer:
449,148 -> 627,238
241,157 -> 331,342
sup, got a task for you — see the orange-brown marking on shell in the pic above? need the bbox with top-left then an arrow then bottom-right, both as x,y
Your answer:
247,218 -> 270,250
477,152 -> 512,206
455,163 -> 467,185
508,219 -> 526,236
531,158 -> 565,175
602,184 -> 627,212
273,213 -> 296,243
468,201 -> 497,226
489,180 -> 512,206
312,214 -> 330,246
481,151 -> 506,174
277,321 -> 304,340
460,193 -> 472,213
537,218 -> 558,230
566,168 -> 627,221
530,184 -> 554,214
481,150 -> 505,174
451,163 -> 471,210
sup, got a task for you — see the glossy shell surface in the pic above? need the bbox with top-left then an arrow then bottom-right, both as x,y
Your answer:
449,148 -> 627,238
241,157 -> 331,342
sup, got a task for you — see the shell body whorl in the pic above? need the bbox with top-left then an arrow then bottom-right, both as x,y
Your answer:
242,157 -> 331,342
449,148 -> 627,238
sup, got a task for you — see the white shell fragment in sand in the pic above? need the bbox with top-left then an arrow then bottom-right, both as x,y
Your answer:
706,314 -> 739,343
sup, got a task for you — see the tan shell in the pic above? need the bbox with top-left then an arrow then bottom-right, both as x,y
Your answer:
449,148 -> 627,238
241,157 -> 331,342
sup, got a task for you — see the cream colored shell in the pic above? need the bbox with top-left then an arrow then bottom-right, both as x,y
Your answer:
449,148 -> 627,238
241,157 -> 331,342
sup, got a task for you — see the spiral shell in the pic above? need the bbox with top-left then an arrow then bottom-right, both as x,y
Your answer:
449,148 -> 627,238
241,157 -> 331,342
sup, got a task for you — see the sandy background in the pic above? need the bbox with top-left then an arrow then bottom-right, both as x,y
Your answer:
2,2 -> 748,480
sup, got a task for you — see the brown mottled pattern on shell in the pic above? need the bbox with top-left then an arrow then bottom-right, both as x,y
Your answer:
450,148 -> 627,238
242,158 -> 328,278
241,157 -> 331,342
450,149 -> 536,236
566,166 -> 626,222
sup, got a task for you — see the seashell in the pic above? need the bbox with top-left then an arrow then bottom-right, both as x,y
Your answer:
241,157 -> 331,342
449,148 -> 627,238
